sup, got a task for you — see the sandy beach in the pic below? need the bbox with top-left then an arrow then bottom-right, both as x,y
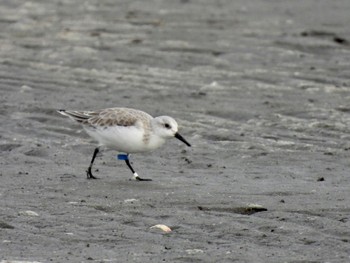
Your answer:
1,0 -> 350,262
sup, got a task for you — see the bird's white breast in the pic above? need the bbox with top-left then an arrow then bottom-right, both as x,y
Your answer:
84,125 -> 165,153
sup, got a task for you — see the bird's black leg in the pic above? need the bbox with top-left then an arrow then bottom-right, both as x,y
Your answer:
124,155 -> 152,181
86,147 -> 100,179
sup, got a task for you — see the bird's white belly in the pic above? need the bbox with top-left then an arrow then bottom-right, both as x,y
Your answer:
84,126 -> 164,153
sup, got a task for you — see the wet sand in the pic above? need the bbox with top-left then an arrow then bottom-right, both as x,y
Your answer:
1,0 -> 350,262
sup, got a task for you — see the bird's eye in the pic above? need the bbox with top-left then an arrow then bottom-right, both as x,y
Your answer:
164,123 -> 171,129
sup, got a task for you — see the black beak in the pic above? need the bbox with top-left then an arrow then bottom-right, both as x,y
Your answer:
174,132 -> 191,147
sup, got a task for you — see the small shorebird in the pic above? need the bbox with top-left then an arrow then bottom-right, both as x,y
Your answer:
57,107 -> 191,181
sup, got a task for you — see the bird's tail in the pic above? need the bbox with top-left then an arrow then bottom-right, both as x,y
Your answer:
57,109 -> 91,123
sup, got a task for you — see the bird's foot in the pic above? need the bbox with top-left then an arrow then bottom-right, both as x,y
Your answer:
86,168 -> 99,179
132,172 -> 152,181
135,176 -> 153,181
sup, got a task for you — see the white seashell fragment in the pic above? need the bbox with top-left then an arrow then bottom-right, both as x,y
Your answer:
19,210 -> 39,217
150,224 -> 172,233
20,85 -> 33,92
247,203 -> 264,208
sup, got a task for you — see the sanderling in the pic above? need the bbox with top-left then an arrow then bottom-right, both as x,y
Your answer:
57,107 -> 191,181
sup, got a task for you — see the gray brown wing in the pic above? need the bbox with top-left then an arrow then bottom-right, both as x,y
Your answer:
58,109 -> 100,124
60,107 -> 151,128
87,108 -> 149,128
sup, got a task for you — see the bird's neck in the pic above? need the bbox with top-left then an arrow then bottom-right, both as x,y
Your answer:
147,134 -> 166,150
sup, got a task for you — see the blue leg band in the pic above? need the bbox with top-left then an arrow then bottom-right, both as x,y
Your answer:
117,154 -> 129,160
